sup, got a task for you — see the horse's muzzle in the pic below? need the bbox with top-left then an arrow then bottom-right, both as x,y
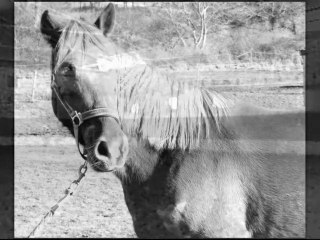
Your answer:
90,135 -> 129,172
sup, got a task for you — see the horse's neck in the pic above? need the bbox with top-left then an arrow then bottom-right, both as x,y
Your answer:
114,136 -> 264,215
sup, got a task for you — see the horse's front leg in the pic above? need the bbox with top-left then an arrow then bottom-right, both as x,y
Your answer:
156,201 -> 193,238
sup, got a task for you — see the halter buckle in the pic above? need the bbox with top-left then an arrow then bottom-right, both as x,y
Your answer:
71,111 -> 83,126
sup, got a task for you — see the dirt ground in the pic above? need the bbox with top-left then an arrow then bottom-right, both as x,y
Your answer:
14,71 -> 309,238
14,145 -> 136,238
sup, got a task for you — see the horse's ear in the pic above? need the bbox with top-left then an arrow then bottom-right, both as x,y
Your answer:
40,10 -> 65,48
94,3 -> 115,36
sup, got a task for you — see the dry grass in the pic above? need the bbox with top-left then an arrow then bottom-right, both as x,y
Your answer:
14,2 -> 305,73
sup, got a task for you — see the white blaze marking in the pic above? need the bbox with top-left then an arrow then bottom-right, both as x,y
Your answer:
168,97 -> 177,110
131,103 -> 139,115
175,201 -> 187,212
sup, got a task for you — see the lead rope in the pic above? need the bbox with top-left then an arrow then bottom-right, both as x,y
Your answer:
29,74 -> 120,237
27,162 -> 88,238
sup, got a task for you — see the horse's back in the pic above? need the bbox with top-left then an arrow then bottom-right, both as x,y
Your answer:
226,102 -> 305,155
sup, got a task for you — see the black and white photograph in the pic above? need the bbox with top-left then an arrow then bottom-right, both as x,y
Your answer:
11,1 -> 311,238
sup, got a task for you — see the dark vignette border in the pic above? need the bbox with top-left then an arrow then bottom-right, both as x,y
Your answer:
306,0 -> 320,238
0,0 -> 14,238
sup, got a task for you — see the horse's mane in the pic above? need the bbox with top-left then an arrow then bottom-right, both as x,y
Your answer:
53,19 -> 232,151
117,65 -> 231,151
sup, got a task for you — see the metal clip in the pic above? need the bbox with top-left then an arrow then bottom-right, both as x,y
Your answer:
64,163 -> 87,195
71,111 -> 83,126
78,162 -> 88,178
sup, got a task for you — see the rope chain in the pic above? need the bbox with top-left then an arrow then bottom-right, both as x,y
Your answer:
27,162 -> 88,238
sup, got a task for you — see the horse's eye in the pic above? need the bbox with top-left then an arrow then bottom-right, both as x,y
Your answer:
60,64 -> 75,75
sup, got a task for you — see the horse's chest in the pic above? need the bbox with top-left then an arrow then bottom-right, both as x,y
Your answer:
120,158 -> 252,238
121,180 -> 179,238
119,159 -> 194,238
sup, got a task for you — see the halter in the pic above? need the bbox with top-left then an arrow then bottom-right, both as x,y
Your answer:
51,75 -> 120,160
50,53 -> 145,160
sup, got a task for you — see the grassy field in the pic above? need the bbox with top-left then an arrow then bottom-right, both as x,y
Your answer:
15,145 -> 136,238
14,2 -> 305,72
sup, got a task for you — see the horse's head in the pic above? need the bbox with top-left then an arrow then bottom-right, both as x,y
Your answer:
40,4 -> 129,172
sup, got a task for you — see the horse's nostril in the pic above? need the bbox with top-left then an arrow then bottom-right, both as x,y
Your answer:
97,141 -> 111,158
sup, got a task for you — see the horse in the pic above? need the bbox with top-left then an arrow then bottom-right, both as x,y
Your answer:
40,3 -> 305,238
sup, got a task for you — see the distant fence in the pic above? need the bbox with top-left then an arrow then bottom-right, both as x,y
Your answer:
14,58 -> 304,103
14,47 -> 304,69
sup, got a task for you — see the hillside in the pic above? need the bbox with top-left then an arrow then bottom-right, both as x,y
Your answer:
14,2 -> 305,71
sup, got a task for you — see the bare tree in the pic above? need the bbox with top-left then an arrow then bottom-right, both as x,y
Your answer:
183,2 -> 211,49
159,2 -> 237,50
242,2 -> 304,33
161,3 -> 188,48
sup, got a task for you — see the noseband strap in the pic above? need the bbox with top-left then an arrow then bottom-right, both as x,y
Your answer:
51,80 -> 120,160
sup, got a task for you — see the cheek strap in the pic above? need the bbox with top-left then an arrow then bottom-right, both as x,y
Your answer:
51,78 -> 120,160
